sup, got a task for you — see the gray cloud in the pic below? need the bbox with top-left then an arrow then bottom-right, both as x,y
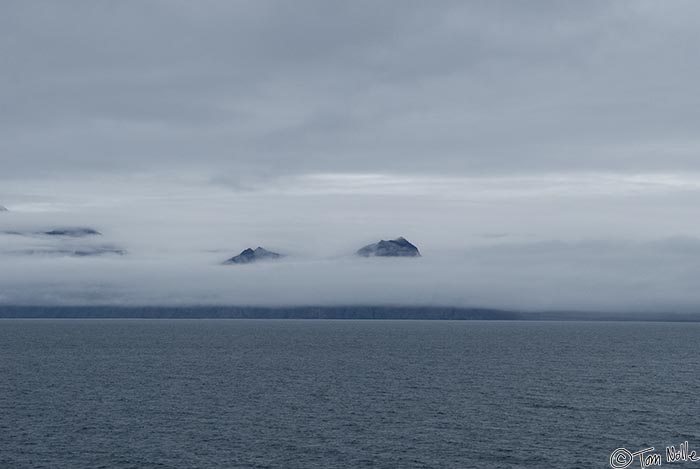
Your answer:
3,2 -> 700,311
3,1 -> 700,178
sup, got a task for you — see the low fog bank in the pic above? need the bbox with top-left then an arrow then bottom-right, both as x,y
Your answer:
2,237 -> 700,313
3,173 -> 700,313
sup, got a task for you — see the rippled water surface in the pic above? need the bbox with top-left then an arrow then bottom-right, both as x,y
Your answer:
1,320 -> 699,468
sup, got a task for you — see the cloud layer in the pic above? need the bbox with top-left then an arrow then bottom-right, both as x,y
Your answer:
3,2 -> 700,311
3,1 -> 700,179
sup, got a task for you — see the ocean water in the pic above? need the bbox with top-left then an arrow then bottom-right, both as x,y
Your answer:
1,320 -> 698,469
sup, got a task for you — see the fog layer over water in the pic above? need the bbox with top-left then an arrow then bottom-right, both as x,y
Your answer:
2,173 -> 700,312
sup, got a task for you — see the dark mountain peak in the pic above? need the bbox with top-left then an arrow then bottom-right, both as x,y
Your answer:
356,237 -> 421,258
0,205 -> 7,212
389,237 -> 414,248
224,246 -> 284,265
43,227 -> 102,237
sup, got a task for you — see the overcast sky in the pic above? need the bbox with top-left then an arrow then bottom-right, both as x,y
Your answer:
3,1 -> 700,311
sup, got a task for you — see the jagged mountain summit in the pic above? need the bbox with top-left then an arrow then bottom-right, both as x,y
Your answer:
356,237 -> 421,257
224,247 -> 284,265
43,227 -> 101,237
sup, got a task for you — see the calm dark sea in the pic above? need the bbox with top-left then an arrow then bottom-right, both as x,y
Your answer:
1,320 -> 698,469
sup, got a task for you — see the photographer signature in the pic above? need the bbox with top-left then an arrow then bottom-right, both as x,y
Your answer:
610,441 -> 700,468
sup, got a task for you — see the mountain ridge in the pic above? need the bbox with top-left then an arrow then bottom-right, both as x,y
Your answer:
357,237 -> 421,257
224,247 -> 284,264
1,305 -> 697,321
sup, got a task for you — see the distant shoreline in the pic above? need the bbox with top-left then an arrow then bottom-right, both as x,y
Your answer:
1,306 -> 700,322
